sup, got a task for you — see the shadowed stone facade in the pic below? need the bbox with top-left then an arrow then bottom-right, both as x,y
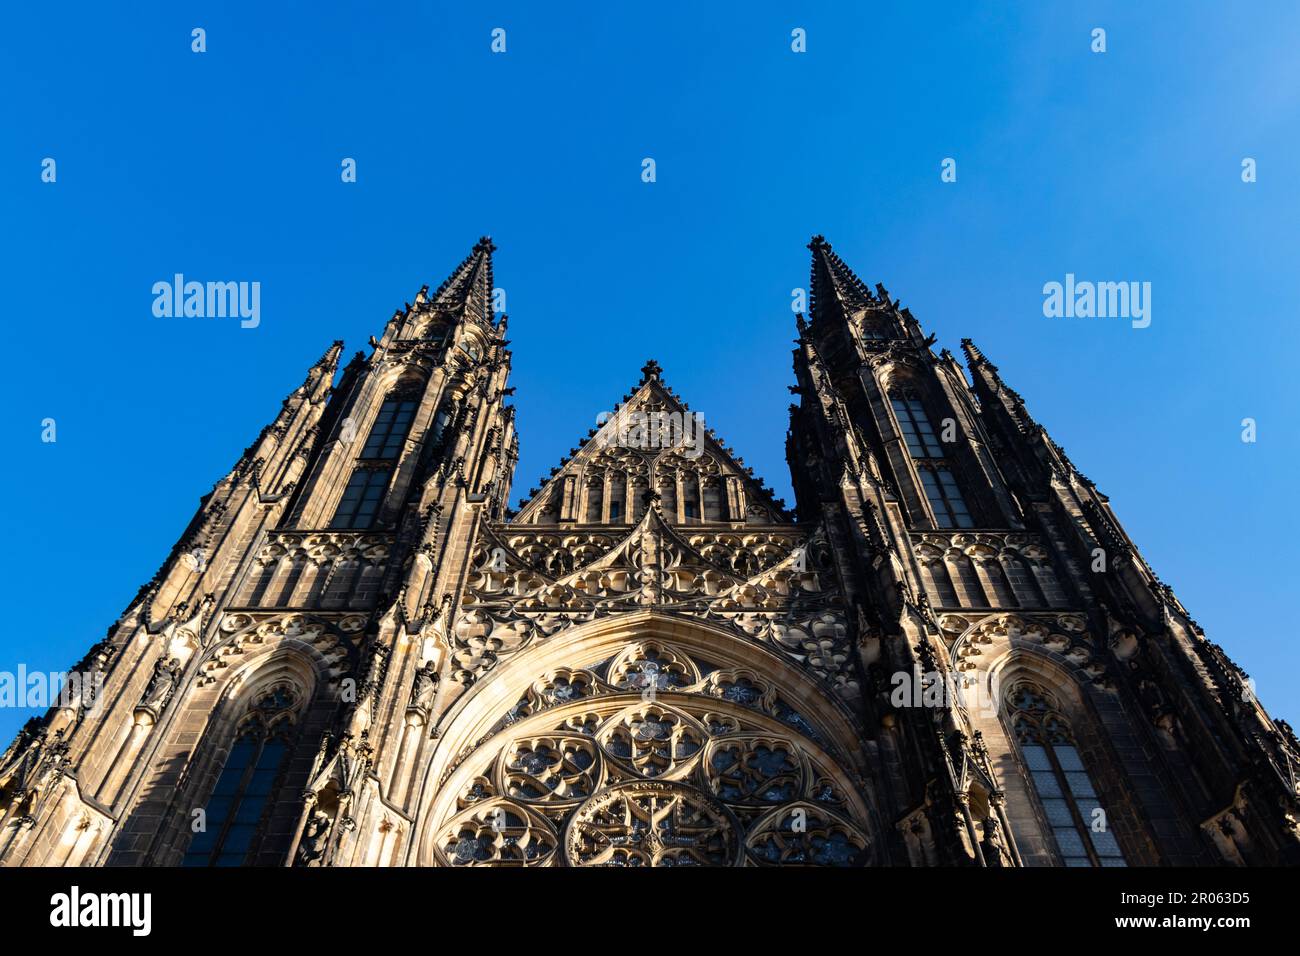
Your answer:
2,237 -> 1297,867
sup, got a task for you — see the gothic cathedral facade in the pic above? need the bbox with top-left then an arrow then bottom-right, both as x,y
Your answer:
2,237 -> 1297,867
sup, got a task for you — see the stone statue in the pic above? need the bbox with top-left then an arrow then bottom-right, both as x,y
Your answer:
140,657 -> 182,712
296,811 -> 333,867
981,814 -> 1010,867
409,659 -> 440,713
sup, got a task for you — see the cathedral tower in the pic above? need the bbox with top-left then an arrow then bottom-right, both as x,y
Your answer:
1,238 -> 1295,867
785,236 -> 1300,866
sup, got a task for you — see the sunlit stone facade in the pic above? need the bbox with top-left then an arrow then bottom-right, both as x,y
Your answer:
2,238 -> 1296,867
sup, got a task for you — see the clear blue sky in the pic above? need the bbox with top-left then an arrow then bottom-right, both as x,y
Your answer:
2,2 -> 1297,744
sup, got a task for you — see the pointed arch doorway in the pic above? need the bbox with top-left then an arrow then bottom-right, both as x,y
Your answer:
414,612 -> 881,866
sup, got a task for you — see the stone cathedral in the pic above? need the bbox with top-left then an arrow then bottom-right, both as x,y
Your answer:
2,237 -> 1297,868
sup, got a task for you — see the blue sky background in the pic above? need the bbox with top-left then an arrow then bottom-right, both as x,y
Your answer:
2,2 -> 1297,743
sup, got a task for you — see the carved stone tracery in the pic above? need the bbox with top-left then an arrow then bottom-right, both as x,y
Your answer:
427,638 -> 873,866
450,514 -> 859,703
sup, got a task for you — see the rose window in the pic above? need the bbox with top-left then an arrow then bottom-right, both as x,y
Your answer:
429,641 -> 875,866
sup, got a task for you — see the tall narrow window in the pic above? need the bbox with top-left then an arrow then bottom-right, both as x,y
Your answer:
1008,681 -> 1126,867
658,479 -> 677,518
945,553 -> 985,605
608,475 -> 626,522
361,396 -> 418,460
1003,555 -> 1045,607
978,556 -> 1016,606
183,687 -> 297,867
702,481 -> 722,521
431,407 -> 452,445
919,466 -> 973,528
890,389 -> 945,458
919,558 -> 958,606
892,387 -> 974,528
331,467 -> 391,529
1031,562 -> 1070,607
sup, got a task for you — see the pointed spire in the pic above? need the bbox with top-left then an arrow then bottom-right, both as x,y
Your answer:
301,340 -> 344,397
961,338 -> 1033,417
431,236 -> 497,325
807,235 -> 877,324
804,236 -> 929,348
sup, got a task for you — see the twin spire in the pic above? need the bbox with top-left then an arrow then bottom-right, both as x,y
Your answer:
425,233 -> 894,334
425,233 -> 892,336
392,236 -> 988,524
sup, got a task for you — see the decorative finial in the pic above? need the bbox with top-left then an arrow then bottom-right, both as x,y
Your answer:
640,359 -> 662,383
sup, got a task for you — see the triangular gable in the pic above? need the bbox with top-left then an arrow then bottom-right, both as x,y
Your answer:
512,361 -> 789,526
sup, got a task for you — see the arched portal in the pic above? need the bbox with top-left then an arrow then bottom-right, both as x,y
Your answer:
415,612 -> 879,866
